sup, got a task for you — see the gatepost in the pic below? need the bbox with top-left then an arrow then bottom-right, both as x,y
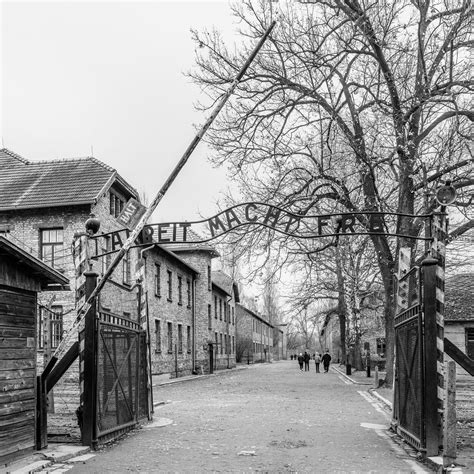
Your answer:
80,271 -> 98,447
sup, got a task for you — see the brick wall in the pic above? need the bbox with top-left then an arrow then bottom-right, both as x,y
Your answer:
143,246 -> 196,377
210,285 -> 236,370
235,303 -> 272,362
170,249 -> 220,373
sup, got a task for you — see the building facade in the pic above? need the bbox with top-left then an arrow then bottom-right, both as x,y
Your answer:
235,303 -> 273,363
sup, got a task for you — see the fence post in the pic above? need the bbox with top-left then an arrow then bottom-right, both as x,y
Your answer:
444,361 -> 456,466
422,257 -> 440,456
82,271 -> 98,447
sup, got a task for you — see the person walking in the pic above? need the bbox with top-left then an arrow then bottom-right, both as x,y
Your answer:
297,353 -> 304,371
314,352 -> 321,373
303,351 -> 310,371
321,350 -> 332,373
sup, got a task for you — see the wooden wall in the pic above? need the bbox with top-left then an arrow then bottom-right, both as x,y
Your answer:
0,286 -> 37,463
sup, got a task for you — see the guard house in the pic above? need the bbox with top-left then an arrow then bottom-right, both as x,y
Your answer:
0,237 -> 68,465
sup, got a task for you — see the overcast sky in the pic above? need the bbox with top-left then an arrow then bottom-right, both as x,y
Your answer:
1,0 -> 240,222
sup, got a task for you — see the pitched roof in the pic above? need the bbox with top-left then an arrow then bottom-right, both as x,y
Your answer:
0,148 -> 138,211
236,302 -> 272,326
445,273 -> 474,322
162,228 -> 220,257
212,270 -> 240,302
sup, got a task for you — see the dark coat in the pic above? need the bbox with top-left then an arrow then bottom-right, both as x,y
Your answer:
322,353 -> 332,365
297,355 -> 304,364
303,352 -> 310,362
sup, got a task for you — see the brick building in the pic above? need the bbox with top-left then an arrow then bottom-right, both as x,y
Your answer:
0,148 -> 144,424
0,148 -> 141,350
235,303 -> 273,363
141,244 -> 199,376
0,148 -> 250,382
210,270 -> 238,370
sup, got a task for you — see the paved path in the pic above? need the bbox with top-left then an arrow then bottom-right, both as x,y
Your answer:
66,361 -> 428,473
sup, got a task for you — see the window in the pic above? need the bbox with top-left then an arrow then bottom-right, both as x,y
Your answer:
207,266 -> 211,291
187,325 -> 191,353
186,279 -> 191,308
214,296 -> 218,319
224,303 -> 227,323
178,276 -> 183,305
155,264 -> 161,297
40,228 -> 64,268
167,322 -> 173,353
232,335 -> 235,354
376,338 -> 386,357
220,333 -> 223,354
208,304 -> 212,329
215,332 -> 218,351
178,324 -> 183,353
219,299 -> 222,320
224,334 -> 227,354
167,270 -> 172,301
466,328 -> 474,359
155,320 -> 161,353
110,191 -> 125,218
122,252 -> 131,285
38,306 -> 63,349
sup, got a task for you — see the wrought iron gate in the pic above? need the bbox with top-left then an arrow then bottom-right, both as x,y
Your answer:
393,266 -> 424,449
95,311 -> 148,443
393,245 -> 443,456
79,272 -> 150,448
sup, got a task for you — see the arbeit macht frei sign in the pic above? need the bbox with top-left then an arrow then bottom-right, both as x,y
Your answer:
89,202 -> 430,259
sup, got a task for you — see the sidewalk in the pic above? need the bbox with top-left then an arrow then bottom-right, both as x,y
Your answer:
332,365 -> 474,472
0,444 -> 92,474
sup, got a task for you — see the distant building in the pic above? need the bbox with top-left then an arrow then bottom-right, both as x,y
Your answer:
235,303 -> 273,363
444,273 -> 474,376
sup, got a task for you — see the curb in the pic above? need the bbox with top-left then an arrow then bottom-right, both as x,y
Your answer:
153,365 -> 248,388
369,388 -> 393,410
332,366 -> 372,385
7,445 -> 91,474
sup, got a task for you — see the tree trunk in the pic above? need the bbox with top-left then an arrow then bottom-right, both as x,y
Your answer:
382,269 -> 395,386
335,244 -> 347,364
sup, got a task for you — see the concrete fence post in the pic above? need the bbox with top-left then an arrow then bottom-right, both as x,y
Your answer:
443,360 -> 457,466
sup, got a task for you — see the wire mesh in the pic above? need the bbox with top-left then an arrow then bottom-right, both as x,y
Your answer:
395,316 -> 423,447
96,322 -> 141,435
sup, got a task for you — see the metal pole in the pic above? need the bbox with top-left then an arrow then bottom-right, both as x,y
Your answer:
53,20 -> 276,360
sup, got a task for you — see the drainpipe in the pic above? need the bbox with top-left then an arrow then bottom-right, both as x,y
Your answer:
192,276 -> 196,373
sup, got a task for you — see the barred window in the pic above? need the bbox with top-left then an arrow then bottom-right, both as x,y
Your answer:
187,325 -> 191,353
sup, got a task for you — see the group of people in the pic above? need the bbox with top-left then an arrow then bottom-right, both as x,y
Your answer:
291,351 -> 332,373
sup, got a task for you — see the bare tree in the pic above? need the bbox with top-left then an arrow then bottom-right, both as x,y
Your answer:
190,0 -> 474,384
